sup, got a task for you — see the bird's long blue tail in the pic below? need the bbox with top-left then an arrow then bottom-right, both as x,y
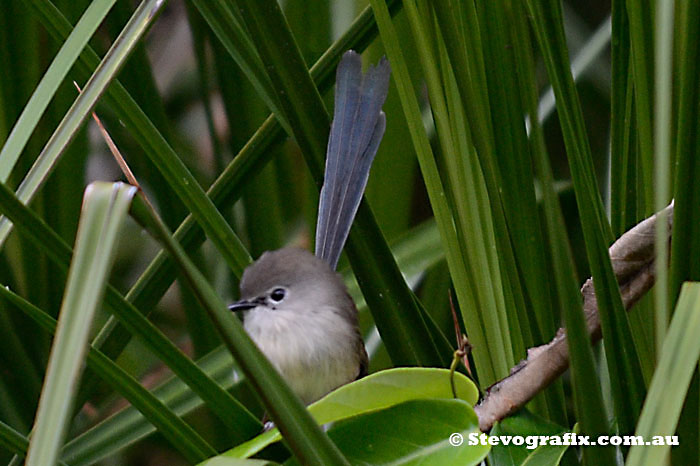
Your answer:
315,51 -> 391,270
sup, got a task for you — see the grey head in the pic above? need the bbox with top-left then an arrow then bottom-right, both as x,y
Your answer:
229,247 -> 357,322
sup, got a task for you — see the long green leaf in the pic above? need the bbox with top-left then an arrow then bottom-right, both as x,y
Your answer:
525,0 -> 645,436
0,0 -> 115,182
626,283 -> 700,466
369,0 -> 491,380
0,0 -> 168,247
0,284 -> 223,466
0,174 -> 260,441
652,0 -> 674,350
669,0 -> 700,304
25,183 -> 139,466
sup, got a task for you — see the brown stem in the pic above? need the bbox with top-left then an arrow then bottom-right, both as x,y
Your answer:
474,202 -> 674,431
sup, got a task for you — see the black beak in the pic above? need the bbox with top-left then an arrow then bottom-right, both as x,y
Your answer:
228,297 -> 264,312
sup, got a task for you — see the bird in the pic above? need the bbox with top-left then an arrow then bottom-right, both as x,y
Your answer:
229,50 -> 390,405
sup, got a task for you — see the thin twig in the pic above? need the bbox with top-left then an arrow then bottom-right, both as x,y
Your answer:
474,202 -> 674,431
74,82 -> 156,211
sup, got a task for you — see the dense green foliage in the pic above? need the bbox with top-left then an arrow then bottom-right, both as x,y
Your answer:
1,0 -> 699,464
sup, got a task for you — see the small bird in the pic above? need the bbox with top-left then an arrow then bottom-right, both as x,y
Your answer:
229,247 -> 367,405
229,50 -> 390,405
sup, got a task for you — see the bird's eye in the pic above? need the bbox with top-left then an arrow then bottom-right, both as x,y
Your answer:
270,287 -> 286,303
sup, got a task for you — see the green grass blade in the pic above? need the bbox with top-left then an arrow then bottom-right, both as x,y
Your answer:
0,420 -> 29,460
369,0 -> 486,373
18,0 -> 253,277
626,282 -> 700,466
669,0 -> 700,303
0,177 -> 260,442
62,347 -> 237,465
626,0 -> 655,212
190,0 -> 288,133
0,0 -> 115,182
130,195 -> 350,466
24,182 -> 138,466
652,0 -> 674,351
525,0 -> 646,435
510,0 -> 571,425
609,0 -> 635,236
0,0 -> 168,246
406,0 -> 518,379
0,284 -> 220,464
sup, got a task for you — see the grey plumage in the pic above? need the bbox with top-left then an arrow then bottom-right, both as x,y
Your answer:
236,248 -> 368,405
315,50 -> 391,270
231,51 -> 389,406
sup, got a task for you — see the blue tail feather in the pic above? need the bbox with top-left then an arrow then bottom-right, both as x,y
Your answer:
315,51 -> 391,269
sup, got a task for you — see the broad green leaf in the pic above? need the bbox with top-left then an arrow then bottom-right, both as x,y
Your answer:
228,368 -> 477,459
25,182 -> 142,466
626,283 -> 700,466
294,399 -> 488,466
490,411 -> 570,466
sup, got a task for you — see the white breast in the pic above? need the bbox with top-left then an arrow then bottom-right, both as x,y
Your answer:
243,305 -> 362,405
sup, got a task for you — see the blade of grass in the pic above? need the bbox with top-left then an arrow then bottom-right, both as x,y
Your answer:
525,0 -> 646,435
0,420 -> 70,466
510,0 -> 570,426
189,0 -> 288,134
405,0 -> 517,380
61,346 -> 238,465
609,0 -> 635,236
626,0 -> 655,212
0,284 -> 220,464
0,0 -> 169,246
25,183 -> 143,466
368,0 -> 496,382
130,195 -> 350,466
0,0 -> 115,182
0,179 -> 261,442
626,282 -> 700,466
652,0 -> 674,353
478,0 -> 557,345
669,0 -> 700,305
